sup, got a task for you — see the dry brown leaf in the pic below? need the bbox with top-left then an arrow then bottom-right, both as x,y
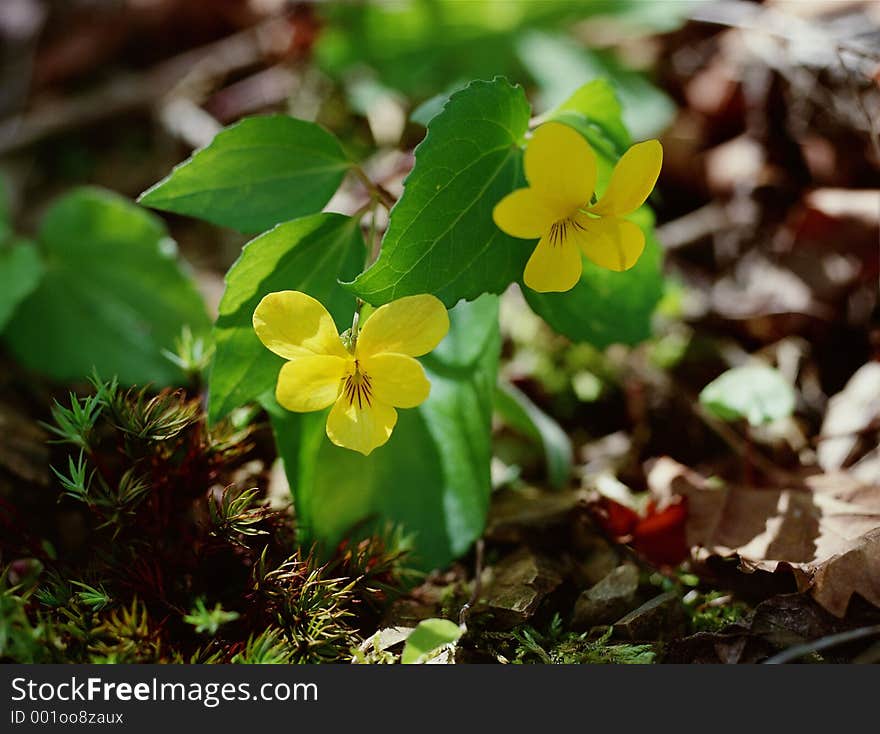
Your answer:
818,362 -> 880,472
647,457 -> 880,616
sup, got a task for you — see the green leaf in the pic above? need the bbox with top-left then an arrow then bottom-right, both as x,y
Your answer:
524,208 -> 663,349
410,91 -> 454,127
349,78 -> 532,308
139,115 -> 351,234
0,242 -> 43,332
0,176 -> 11,243
3,187 -> 209,385
208,213 -> 364,424
401,618 -> 462,664
545,78 -> 631,160
271,294 -> 500,571
517,31 -> 675,140
699,365 -> 796,427
494,380 -> 573,488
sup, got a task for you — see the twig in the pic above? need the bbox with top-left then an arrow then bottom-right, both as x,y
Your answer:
157,97 -> 221,150
655,202 -> 731,251
0,17 -> 292,155
764,624 -> 880,664
692,0 -> 880,61
352,166 -> 396,210
459,538 -> 485,627
835,45 -> 880,164
693,400 -> 799,487
813,417 -> 880,445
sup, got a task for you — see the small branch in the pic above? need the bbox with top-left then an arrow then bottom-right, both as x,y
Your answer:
157,97 -> 221,150
657,369 -> 800,487
655,202 -> 731,251
459,538 -> 485,627
0,17 -> 293,155
835,45 -> 880,164
813,417 -> 880,445
764,624 -> 880,664
352,166 -> 396,210
693,401 -> 799,487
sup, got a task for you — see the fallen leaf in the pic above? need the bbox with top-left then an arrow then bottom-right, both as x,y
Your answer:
589,479 -> 689,567
818,362 -> 880,471
647,457 -> 880,616
632,500 -> 690,567
663,593 -> 851,663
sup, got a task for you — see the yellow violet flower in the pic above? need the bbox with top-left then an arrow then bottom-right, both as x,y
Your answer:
253,291 -> 449,456
493,122 -> 663,293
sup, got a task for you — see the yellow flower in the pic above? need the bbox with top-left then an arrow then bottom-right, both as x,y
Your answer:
493,122 -> 663,293
253,291 -> 449,456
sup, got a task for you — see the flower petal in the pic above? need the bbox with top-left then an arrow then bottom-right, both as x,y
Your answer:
326,396 -> 397,456
362,353 -> 430,408
254,291 -> 348,359
275,354 -> 347,412
356,294 -> 449,359
588,139 -> 662,217
525,122 -> 597,214
523,233 -> 582,293
493,188 -> 557,239
574,215 -> 645,272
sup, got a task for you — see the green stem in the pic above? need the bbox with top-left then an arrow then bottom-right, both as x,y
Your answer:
349,167 -> 396,347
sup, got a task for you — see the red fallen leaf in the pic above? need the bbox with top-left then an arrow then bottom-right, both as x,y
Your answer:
592,495 -> 690,567
594,497 -> 641,537
632,499 -> 690,567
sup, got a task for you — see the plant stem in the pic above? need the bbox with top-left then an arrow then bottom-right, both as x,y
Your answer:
743,423 -> 754,489
349,168 -> 395,348
352,165 -> 396,210
459,538 -> 485,627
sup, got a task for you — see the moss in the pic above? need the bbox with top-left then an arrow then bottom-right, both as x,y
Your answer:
464,614 -> 656,664
512,623 -> 656,664
685,591 -> 750,634
1,379 -> 412,664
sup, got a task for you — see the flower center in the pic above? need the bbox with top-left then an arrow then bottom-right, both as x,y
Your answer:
342,360 -> 373,409
548,216 -> 585,247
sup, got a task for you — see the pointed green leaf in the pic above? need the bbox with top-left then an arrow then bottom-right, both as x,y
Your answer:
208,213 -> 365,424
401,618 -> 462,663
545,78 -> 631,160
494,380 -> 573,488
139,116 -> 351,233
0,242 -> 43,331
349,78 -> 532,307
0,176 -> 11,243
3,188 -> 209,385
